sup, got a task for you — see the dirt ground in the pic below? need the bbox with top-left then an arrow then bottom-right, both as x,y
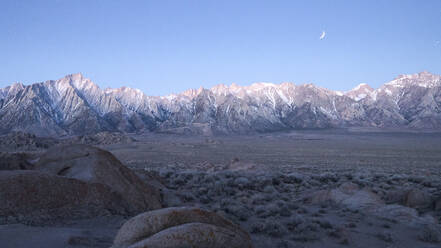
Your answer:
1,129 -> 441,248
108,129 -> 441,175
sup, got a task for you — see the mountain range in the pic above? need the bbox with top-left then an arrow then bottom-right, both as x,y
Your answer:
0,71 -> 440,136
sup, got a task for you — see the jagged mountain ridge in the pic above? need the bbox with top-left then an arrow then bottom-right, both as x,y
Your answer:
0,71 -> 440,136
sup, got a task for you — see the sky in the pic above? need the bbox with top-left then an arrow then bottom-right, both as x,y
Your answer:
1,0 -> 440,96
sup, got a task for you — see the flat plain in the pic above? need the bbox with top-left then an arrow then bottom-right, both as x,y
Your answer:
108,129 -> 441,175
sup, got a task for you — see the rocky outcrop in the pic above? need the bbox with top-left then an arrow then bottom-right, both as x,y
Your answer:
307,183 -> 438,228
0,170 -> 127,223
0,145 -> 163,224
33,145 -> 162,213
112,207 -> 253,248
385,188 -> 433,209
403,189 -> 433,208
307,182 -> 383,210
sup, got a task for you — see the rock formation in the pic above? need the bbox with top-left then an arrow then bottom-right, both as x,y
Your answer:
112,207 -> 253,248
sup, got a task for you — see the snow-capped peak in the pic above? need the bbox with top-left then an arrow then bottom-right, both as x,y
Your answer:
352,83 -> 369,91
386,71 -> 441,88
345,83 -> 374,101
2,71 -> 441,135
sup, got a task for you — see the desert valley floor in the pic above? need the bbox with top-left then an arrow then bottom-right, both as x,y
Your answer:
1,129 -> 441,248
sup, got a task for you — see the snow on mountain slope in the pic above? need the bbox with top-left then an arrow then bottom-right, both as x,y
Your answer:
0,71 -> 440,135
345,83 -> 374,101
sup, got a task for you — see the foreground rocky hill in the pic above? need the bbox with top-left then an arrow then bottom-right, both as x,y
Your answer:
0,71 -> 440,135
0,144 -> 253,248
0,145 -> 162,224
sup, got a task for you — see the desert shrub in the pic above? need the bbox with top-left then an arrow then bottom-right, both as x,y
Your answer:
253,202 -> 281,218
281,172 -> 305,184
178,191 -> 195,202
225,204 -> 251,221
377,231 -> 393,243
233,176 -> 251,189
418,225 -> 441,243
291,222 -> 320,242
284,214 -> 305,231
318,219 -> 333,229
263,185 -> 276,194
251,194 -> 267,205
158,169 -> 173,178
251,218 -> 288,237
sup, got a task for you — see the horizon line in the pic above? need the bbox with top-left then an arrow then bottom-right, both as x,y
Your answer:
2,70 -> 439,98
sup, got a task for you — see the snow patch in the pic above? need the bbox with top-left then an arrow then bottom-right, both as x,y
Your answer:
354,94 -> 367,101
353,83 -> 368,91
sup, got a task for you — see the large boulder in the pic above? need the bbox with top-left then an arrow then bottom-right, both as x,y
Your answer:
307,182 -> 383,210
124,223 -> 250,248
384,189 -> 408,204
404,189 -> 432,208
33,145 -> 162,213
385,188 -> 432,209
0,170 -> 128,223
112,207 -> 253,248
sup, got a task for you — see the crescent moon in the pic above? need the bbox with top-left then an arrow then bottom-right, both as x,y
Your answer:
320,31 -> 326,40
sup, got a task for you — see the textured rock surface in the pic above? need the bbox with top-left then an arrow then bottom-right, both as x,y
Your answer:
1,71 -> 441,135
112,207 -> 252,248
307,184 -> 437,227
127,223 -> 252,248
33,144 -> 162,213
0,170 -> 127,223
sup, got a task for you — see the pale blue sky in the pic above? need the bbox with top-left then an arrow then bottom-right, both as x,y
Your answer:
1,0 -> 440,95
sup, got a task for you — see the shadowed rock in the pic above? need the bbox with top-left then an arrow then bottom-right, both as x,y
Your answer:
33,144 -> 162,213
403,189 -> 432,208
0,170 -> 127,223
0,152 -> 33,170
386,188 -> 432,209
112,207 -> 253,248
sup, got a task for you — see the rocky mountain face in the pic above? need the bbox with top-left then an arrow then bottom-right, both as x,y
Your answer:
0,71 -> 440,136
